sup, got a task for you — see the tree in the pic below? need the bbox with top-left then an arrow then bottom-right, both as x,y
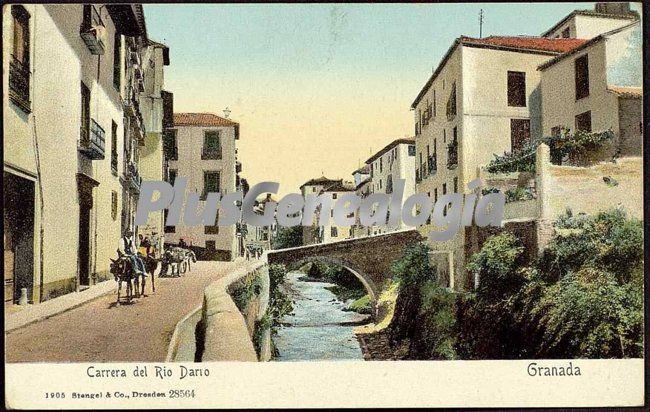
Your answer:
271,226 -> 302,249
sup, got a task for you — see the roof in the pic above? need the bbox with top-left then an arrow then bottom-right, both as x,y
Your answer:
411,36 -> 587,108
608,86 -> 642,98
538,21 -> 639,71
173,113 -> 239,127
323,181 -> 355,193
353,164 -> 370,175
366,137 -> 415,164
541,9 -> 639,37
148,39 -> 170,65
300,176 -> 341,189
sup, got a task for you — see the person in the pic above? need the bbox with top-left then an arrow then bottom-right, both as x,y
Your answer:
179,238 -> 187,248
118,230 -> 147,277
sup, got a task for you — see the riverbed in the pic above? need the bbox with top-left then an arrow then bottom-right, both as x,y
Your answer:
273,271 -> 371,361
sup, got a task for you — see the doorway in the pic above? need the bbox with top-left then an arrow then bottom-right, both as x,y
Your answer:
77,173 -> 98,287
4,172 -> 35,303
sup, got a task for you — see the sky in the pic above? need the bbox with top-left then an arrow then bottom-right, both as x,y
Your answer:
144,2 -> 640,196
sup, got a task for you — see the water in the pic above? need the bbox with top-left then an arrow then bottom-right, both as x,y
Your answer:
273,271 -> 370,361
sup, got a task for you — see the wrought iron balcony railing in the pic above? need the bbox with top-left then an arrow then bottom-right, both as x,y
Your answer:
79,119 -> 106,160
9,56 -> 30,112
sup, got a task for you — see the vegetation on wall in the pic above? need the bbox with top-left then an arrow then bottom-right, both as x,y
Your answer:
485,129 -> 614,174
253,264 -> 294,358
386,208 -> 643,360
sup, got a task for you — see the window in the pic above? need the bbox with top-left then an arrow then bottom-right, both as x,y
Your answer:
446,81 -> 457,119
80,82 -> 91,145
332,193 -> 338,199
386,175 -> 394,194
331,227 -> 338,238
551,126 -> 562,137
111,121 -> 118,174
10,5 -> 30,112
113,33 -> 121,90
408,144 -> 415,156
562,27 -> 571,38
111,191 -> 118,221
575,55 -> 589,100
164,130 -> 178,160
164,209 -> 175,233
202,171 -> 220,199
507,71 -> 526,107
510,119 -> 531,152
575,111 -> 592,132
433,89 -> 436,116
80,5 -> 105,55
202,131 -> 221,159
168,169 -> 177,186
379,157 -> 383,173
454,177 -> 458,193
205,211 -> 219,234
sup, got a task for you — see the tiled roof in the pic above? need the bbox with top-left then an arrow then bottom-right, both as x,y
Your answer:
538,21 -> 639,71
173,113 -> 238,127
460,36 -> 588,54
300,176 -> 341,189
366,137 -> 415,164
323,181 -> 355,193
412,36 -> 587,108
608,86 -> 642,98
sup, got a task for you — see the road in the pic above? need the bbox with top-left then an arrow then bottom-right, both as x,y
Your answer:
5,260 -> 253,363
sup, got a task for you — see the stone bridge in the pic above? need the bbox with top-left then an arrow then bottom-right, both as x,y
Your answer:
267,229 -> 424,304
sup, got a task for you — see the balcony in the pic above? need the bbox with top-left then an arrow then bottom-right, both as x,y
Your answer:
236,161 -> 242,174
447,141 -> 458,169
80,5 -> 106,55
9,56 -> 30,113
126,160 -> 141,192
201,148 -> 222,160
79,119 -> 106,160
427,154 -> 437,176
111,151 -> 118,174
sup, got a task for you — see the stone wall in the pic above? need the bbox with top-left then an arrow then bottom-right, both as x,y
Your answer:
173,260 -> 271,362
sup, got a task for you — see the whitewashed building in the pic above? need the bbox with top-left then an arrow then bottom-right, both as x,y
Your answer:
3,4 -> 155,303
539,21 -> 642,159
541,2 -> 639,39
164,113 -> 240,261
411,35 -> 588,290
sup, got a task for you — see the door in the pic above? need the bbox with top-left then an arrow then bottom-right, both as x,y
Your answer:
78,203 -> 91,286
511,119 -> 531,152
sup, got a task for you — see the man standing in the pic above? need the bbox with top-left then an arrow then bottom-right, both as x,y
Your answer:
118,230 -> 147,277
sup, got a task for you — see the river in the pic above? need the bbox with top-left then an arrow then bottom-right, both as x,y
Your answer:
273,271 -> 371,361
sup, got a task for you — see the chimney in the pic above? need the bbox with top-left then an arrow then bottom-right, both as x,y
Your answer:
594,2 -> 631,15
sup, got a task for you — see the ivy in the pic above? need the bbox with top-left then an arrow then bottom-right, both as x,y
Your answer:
485,129 -> 614,174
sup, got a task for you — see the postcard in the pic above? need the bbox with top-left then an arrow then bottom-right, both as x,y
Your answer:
4,1 -> 645,409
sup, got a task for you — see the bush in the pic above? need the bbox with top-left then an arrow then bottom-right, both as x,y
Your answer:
271,226 -> 303,249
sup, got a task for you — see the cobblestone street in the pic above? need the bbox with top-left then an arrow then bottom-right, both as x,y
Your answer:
5,260 -> 254,363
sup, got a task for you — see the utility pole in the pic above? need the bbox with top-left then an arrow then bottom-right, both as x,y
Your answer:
479,9 -> 485,38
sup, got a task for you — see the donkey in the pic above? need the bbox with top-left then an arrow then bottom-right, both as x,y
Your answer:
139,252 -> 160,293
109,256 -> 135,304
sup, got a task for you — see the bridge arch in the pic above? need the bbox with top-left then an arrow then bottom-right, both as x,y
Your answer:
286,255 -> 378,304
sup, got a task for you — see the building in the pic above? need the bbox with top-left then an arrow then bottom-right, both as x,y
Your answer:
411,35 -> 587,290
164,113 -> 240,261
319,180 -> 356,243
4,4 -> 160,304
365,137 -> 416,235
300,176 -> 342,245
541,2 -> 639,39
350,165 -> 371,238
137,39 -> 171,255
539,21 -> 642,159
